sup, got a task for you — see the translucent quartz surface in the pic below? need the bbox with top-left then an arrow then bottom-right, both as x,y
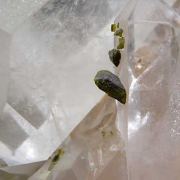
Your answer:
29,96 -> 128,180
0,0 -> 49,33
0,0 -> 127,166
115,0 -> 180,179
0,30 -> 10,116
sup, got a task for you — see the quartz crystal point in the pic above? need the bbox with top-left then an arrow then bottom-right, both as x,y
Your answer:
29,96 -> 128,180
115,0 -> 180,179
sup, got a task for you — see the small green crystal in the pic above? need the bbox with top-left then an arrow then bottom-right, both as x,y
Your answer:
111,24 -> 117,32
114,28 -> 123,37
48,148 -> 65,170
94,70 -> 126,104
108,49 -> 121,67
52,154 -> 59,163
52,148 -> 65,163
110,131 -> 114,135
117,37 -> 125,49
101,130 -> 106,137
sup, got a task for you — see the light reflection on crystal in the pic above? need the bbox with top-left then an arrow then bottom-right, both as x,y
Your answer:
128,112 -> 149,138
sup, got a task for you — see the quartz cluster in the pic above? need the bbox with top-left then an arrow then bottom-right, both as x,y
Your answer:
0,0 -> 179,179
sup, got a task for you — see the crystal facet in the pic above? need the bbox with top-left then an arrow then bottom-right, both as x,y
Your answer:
115,0 -> 180,179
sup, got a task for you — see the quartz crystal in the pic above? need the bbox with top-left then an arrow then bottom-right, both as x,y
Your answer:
0,30 -> 10,116
29,96 -> 128,180
115,0 -> 180,179
0,0 -> 127,167
0,0 -> 179,179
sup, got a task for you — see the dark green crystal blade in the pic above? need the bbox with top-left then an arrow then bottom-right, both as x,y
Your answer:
94,70 -> 126,104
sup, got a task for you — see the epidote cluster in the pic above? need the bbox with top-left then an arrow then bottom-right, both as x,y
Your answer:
94,23 -> 126,104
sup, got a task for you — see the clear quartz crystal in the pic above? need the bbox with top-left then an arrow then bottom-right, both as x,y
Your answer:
115,0 -> 180,179
0,0 -> 126,166
29,96 -> 128,180
0,29 -> 10,116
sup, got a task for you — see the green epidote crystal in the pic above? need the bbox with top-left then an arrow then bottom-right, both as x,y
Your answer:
117,37 -> 125,49
94,70 -> 126,104
111,24 -> 117,32
48,148 -> 65,170
114,28 -> 123,37
52,154 -> 59,163
52,148 -> 65,163
108,49 -> 121,67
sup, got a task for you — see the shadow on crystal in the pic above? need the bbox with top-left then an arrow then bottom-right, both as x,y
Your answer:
0,107 -> 28,151
8,93 -> 47,129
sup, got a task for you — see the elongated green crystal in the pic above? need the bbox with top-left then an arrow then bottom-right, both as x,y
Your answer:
94,70 -> 126,104
48,148 -> 65,170
108,49 -> 121,67
52,148 -> 65,163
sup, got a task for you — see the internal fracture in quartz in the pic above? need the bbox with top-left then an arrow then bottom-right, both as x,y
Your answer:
115,0 -> 180,179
